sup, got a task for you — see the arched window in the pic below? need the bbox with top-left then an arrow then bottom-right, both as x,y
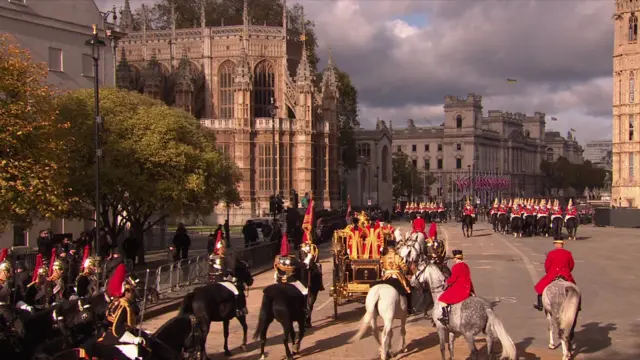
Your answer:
630,114 -> 635,141
456,115 -> 463,128
253,60 -> 275,118
381,145 -> 389,182
630,72 -> 635,104
357,143 -> 371,159
630,14 -> 638,41
219,61 -> 235,119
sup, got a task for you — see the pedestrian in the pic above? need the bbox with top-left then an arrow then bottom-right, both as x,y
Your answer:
37,229 -> 53,257
223,220 -> 230,247
122,234 -> 139,268
172,223 -> 191,260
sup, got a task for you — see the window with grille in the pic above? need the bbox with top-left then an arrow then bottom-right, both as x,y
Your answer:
630,73 -> 635,103
630,153 -> 635,179
630,115 -> 635,141
219,61 -> 235,119
424,159 -> 430,170
280,144 -> 289,193
424,144 -> 429,152
456,158 -> 462,169
258,144 -> 272,192
253,61 -> 275,118
437,159 -> 443,169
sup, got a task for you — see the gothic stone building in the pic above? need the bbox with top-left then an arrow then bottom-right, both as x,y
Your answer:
115,1 -> 340,223
613,0 -> 640,207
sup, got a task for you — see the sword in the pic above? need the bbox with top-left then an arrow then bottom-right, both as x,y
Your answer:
137,269 -> 150,336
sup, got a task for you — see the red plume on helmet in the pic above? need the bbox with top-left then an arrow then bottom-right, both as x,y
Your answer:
279,233 -> 290,257
48,248 -> 57,277
214,231 -> 223,255
428,222 -> 437,240
80,245 -> 90,271
0,248 -> 7,262
106,263 -> 127,298
32,254 -> 43,282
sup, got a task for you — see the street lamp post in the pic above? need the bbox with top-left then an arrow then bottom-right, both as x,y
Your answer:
268,98 -> 279,219
85,25 -> 106,255
375,165 -> 380,207
367,161 -> 371,209
467,164 -> 471,200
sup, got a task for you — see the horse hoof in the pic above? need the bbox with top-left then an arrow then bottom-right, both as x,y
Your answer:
548,343 -> 559,350
259,356 -> 266,360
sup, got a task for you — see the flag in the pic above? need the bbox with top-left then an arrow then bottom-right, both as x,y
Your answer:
570,128 -> 576,132
302,195 -> 314,243
506,78 -> 518,83
550,117 -> 558,121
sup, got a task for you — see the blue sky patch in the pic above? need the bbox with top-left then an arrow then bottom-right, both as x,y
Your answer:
396,13 -> 428,28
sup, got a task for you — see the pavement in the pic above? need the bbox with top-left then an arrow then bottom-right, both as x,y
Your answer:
140,221 -> 640,360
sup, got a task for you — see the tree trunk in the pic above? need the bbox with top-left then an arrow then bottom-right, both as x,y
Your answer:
131,220 -> 146,265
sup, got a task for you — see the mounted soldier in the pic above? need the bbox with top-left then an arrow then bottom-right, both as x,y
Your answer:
533,238 -> 579,312
437,250 -> 476,325
74,256 -> 99,299
412,211 -> 426,238
208,231 -> 248,317
48,258 -> 67,304
274,233 -> 308,298
299,198 -> 324,328
564,199 -> 579,240
378,232 -> 412,312
0,252 -> 15,326
490,198 -> 499,231
425,222 -> 449,275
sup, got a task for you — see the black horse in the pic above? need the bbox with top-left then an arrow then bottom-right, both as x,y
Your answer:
511,214 -> 523,237
537,215 -> 550,237
491,212 -> 499,232
523,214 -> 536,237
299,246 -> 324,328
253,283 -> 307,360
179,260 -> 254,357
0,305 -> 26,359
461,214 -> 474,237
565,216 -> 578,240
498,213 -> 509,234
551,216 -> 564,240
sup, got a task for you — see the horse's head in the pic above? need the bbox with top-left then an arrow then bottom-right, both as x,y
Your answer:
411,262 -> 447,293
235,260 -> 254,287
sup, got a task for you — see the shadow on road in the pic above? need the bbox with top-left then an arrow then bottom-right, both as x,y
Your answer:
395,331 -> 440,360
301,328 -> 358,357
573,321 -> 616,355
582,322 -> 640,360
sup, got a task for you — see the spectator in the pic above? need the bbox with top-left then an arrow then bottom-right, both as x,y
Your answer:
122,234 -> 139,267
223,220 -> 230,247
172,223 -> 191,260
206,233 -> 216,254
37,229 -> 53,257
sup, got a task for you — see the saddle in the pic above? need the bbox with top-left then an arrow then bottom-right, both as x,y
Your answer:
553,275 -> 568,282
371,277 -> 408,296
216,281 -> 240,296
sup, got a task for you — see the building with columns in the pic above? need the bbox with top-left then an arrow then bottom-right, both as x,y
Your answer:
346,120 -> 393,212
544,131 -> 584,164
1,0 -> 119,247
613,0 -> 640,207
115,1 -> 340,223
392,94 -> 551,204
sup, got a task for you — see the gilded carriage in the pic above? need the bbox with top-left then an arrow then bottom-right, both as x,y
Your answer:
329,212 -> 394,319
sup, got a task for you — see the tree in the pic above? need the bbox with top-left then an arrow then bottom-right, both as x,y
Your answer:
540,157 -> 609,196
334,68 -> 360,170
0,34 -> 72,230
57,88 -> 241,263
392,151 -> 436,201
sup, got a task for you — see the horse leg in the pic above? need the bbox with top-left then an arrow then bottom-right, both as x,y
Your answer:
223,319 -> 232,356
258,316 -> 274,360
399,310 -> 408,354
438,324 -> 448,360
295,315 -> 306,354
463,333 -> 477,360
547,312 -> 558,349
237,316 -> 248,351
380,320 -> 393,360
485,330 -> 494,358
281,326 -> 294,360
447,331 -> 456,360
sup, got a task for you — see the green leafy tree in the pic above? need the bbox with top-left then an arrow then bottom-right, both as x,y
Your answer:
0,34 -> 72,230
57,88 -> 241,263
392,151 -> 436,201
334,68 -> 359,170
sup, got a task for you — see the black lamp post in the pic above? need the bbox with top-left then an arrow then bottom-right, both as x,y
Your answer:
375,165 -> 379,207
268,98 -> 279,219
85,24 -> 106,255
467,164 -> 471,200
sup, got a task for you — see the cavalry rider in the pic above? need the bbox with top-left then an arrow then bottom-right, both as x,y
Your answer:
97,263 -> 145,360
0,254 -> 15,327
300,230 -> 324,327
565,199 -> 578,220
437,250 -> 475,325
498,199 -> 508,216
537,199 -> 549,218
75,256 -> 99,299
463,199 -> 476,219
48,258 -> 66,304
524,200 -> 534,218
209,231 -> 248,317
490,198 -> 499,217
412,211 -> 427,238
25,261 -> 50,310
379,233 -> 412,314
425,222 -> 446,265
551,200 -> 563,220
533,239 -> 578,311
274,233 -> 308,297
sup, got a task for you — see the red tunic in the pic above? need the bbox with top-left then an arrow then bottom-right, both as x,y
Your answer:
534,248 -> 576,295
566,207 -> 578,218
413,217 -> 426,233
498,205 -> 507,214
463,206 -> 475,216
490,206 -> 498,215
438,262 -> 475,305
552,208 -> 563,217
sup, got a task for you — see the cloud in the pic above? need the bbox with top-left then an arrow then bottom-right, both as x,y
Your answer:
99,0 -> 614,143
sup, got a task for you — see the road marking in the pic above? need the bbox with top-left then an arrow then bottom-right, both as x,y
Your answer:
494,234 -> 539,286
475,266 -> 492,269
496,296 -> 517,303
316,297 -> 333,311
477,260 -> 493,262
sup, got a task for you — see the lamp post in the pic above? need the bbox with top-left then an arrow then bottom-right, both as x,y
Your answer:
467,164 -> 471,199
85,25 -> 106,255
338,161 -> 344,209
367,161 -> 371,209
268,98 -> 279,219
375,165 -> 380,207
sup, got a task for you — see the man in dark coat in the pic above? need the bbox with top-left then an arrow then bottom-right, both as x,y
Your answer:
122,234 -> 139,267
172,224 -> 191,260
37,229 -> 53,257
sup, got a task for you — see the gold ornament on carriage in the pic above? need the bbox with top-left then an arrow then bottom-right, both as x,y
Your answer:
357,211 -> 370,228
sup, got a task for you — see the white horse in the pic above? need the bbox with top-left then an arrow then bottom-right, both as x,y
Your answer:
412,262 -> 517,360
350,282 -> 408,360
542,280 -> 581,360
396,229 -> 425,265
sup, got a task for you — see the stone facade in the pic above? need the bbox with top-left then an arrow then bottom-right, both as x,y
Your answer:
115,1 -> 339,224
613,0 -> 640,207
544,131 -> 584,164
393,94 -> 550,203
346,121 -> 393,211
584,140 -> 613,170
1,0 -> 118,247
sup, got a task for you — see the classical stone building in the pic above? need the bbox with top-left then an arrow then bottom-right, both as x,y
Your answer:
544,131 -> 584,164
393,94 -> 550,204
345,121 -> 393,211
613,0 -> 640,207
115,1 -> 340,223
584,140 -> 613,170
1,0 -> 119,247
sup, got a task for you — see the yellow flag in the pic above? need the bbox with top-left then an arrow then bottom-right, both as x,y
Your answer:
506,78 -> 517,83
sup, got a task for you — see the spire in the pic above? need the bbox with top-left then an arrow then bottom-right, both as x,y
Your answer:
121,0 -> 133,32
243,0 -> 249,28
200,0 -> 206,28
282,0 -> 287,31
295,7 -> 312,88
321,46 -> 338,96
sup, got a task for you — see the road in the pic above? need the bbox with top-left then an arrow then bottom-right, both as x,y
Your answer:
142,221 -> 640,359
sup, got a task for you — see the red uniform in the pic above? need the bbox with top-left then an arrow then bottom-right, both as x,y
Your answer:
463,206 -> 475,216
524,207 -> 533,216
490,206 -> 498,215
412,217 -> 426,234
537,206 -> 548,217
565,207 -> 577,218
498,205 -> 507,214
552,207 -> 563,218
438,261 -> 475,304
534,248 -> 576,295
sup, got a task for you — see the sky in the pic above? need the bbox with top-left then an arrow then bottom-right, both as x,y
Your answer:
97,0 -> 614,144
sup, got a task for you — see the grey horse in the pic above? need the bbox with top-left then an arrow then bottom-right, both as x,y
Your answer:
396,229 -> 425,265
412,262 -> 517,360
542,280 -> 581,360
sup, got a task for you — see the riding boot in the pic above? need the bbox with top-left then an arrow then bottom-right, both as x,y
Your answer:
235,295 -> 248,317
533,294 -> 543,311
406,293 -> 413,315
438,306 -> 450,325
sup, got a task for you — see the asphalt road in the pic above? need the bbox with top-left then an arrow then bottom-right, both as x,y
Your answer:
141,221 -> 640,360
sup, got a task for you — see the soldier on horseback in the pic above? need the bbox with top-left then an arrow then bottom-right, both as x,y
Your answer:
437,250 -> 476,326
379,234 -> 412,312
48,259 -> 66,304
300,232 -> 324,328
533,239 -> 579,312
208,231 -> 248,317
425,223 -> 447,269
0,256 -> 15,326
274,234 -> 308,297
75,256 -> 99,299
412,211 -> 426,238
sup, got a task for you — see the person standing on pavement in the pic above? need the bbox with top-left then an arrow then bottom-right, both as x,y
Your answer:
122,234 -> 139,268
37,230 -> 53,257
172,223 -> 191,260
223,220 -> 230,247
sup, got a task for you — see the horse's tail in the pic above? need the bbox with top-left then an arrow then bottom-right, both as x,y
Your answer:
559,286 -> 580,336
485,308 -> 517,360
178,291 -> 195,315
252,292 -> 273,341
350,285 -> 380,344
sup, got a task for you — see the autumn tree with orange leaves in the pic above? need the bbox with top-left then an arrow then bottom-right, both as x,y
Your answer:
0,34 -> 72,229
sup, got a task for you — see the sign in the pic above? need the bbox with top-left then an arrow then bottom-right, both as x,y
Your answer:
367,199 -> 372,206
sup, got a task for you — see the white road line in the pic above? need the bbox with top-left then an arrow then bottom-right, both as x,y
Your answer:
494,234 -> 540,286
316,297 -> 333,311
475,266 -> 492,269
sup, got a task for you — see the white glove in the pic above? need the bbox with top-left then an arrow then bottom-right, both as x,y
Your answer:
134,337 -> 145,345
119,331 -> 142,345
304,254 -> 312,266
17,302 -> 34,313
